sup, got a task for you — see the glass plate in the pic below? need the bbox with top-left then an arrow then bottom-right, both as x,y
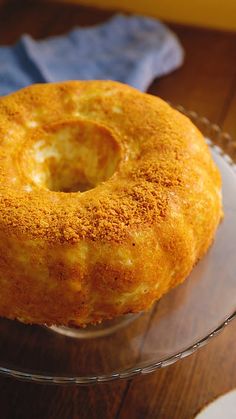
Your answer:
0,107 -> 235,385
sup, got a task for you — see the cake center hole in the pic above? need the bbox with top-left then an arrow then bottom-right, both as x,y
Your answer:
24,120 -> 121,192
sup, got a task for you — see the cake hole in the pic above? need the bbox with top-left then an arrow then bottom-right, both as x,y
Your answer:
22,120 -> 121,192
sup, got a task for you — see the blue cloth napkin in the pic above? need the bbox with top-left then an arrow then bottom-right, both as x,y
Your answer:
0,14 -> 184,96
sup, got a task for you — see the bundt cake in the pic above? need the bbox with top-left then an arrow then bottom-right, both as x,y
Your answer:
0,81 -> 222,326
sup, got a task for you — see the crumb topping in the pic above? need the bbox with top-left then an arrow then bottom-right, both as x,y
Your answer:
0,81 -> 221,244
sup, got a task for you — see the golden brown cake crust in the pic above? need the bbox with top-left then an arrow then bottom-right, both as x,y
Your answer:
0,81 -> 223,326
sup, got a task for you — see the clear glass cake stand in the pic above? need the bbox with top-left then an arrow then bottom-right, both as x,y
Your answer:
0,107 -> 236,385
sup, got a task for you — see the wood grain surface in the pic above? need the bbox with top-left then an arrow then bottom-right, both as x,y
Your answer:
0,1 -> 236,418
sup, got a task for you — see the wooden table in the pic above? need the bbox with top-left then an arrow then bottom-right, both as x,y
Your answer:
0,1 -> 236,418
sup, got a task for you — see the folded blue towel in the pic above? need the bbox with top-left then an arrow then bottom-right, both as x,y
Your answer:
0,14 -> 184,96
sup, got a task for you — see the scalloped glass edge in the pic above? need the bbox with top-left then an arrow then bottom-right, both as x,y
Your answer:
0,106 -> 236,385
